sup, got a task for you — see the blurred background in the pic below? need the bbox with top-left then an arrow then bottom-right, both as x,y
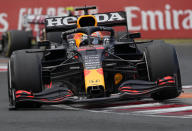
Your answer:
0,0 -> 191,39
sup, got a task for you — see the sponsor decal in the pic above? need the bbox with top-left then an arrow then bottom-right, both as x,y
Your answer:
83,55 -> 101,70
16,6 -> 97,35
0,13 -> 9,32
126,4 -> 192,31
46,12 -> 126,28
0,0 -> 191,38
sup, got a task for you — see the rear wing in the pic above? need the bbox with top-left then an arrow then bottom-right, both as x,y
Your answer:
22,15 -> 48,31
23,15 -> 48,24
45,11 -> 127,32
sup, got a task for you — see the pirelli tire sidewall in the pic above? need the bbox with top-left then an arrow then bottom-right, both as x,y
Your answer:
9,50 -> 42,93
3,30 -> 32,57
8,60 -> 14,107
144,40 -> 182,100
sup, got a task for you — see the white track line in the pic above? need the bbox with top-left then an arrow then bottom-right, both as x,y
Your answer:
86,108 -> 192,119
183,85 -> 192,89
104,103 -> 163,110
134,106 -> 192,114
49,105 -> 80,110
0,65 -> 7,68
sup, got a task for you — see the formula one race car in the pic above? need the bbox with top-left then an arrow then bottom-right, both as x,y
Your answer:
8,6 -> 182,109
1,15 -> 63,57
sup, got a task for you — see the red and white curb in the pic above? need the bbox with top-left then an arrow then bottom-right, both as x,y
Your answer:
52,101 -> 192,118
134,105 -> 192,115
0,64 -> 7,72
182,85 -> 192,89
87,102 -> 192,118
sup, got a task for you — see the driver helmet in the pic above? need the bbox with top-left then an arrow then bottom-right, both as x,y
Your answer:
91,31 -> 103,45
74,31 -> 103,47
74,33 -> 88,47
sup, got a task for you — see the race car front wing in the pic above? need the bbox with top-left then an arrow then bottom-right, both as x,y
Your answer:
13,76 -> 178,105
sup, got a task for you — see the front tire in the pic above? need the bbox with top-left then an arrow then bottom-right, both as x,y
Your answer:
8,50 -> 42,109
144,40 -> 182,100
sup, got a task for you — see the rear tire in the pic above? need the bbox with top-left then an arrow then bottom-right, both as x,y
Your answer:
144,40 -> 182,100
8,50 -> 42,109
2,30 -> 31,57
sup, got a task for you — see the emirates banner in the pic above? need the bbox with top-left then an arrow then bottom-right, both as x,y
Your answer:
0,0 -> 191,38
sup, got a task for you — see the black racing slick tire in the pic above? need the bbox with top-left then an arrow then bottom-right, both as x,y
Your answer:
2,30 -> 31,57
8,50 -> 42,109
144,40 -> 182,100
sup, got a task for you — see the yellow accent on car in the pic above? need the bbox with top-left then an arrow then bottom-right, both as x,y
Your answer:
84,68 -> 105,93
77,15 -> 97,28
114,73 -> 123,85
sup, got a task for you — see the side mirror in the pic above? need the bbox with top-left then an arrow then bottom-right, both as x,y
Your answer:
129,32 -> 141,39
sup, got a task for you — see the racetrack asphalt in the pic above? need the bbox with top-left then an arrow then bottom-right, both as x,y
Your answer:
0,43 -> 192,131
